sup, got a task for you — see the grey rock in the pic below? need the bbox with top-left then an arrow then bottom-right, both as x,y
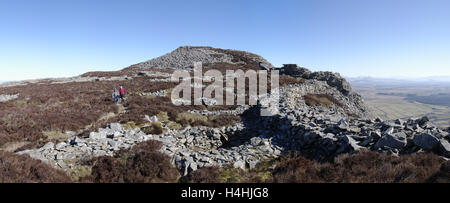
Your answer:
56,153 -> 77,160
370,130 -> 382,139
93,150 -> 107,157
70,136 -> 85,145
395,118 -> 405,126
90,132 -> 106,140
189,162 -> 198,172
336,135 -> 362,154
108,123 -> 123,131
383,127 -> 395,135
438,139 -> 450,156
360,136 -> 373,147
39,142 -> 55,151
413,133 -> 440,150
375,132 -> 407,149
233,160 -> 246,170
343,135 -> 362,151
247,160 -> 259,170
336,119 -> 349,130
55,142 -> 68,150
280,64 -> 311,78
418,116 -> 430,127
309,71 -> 353,95
250,137 -> 262,146
413,124 -> 423,132
0,94 -> 19,103
108,140 -> 119,148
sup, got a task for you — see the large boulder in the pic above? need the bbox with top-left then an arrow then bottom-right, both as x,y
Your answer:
0,94 -> 19,103
336,119 -> 349,131
280,64 -> 312,78
417,116 -> 430,127
336,135 -> 362,153
438,139 -> 450,157
308,71 -> 353,95
89,131 -> 107,140
374,132 -> 407,149
108,123 -> 123,132
413,133 -> 440,150
38,142 -> 55,152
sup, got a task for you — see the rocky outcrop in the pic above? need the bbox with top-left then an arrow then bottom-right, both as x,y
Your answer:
279,64 -> 353,95
0,94 -> 19,102
264,80 -> 370,119
249,85 -> 450,160
134,46 -> 274,70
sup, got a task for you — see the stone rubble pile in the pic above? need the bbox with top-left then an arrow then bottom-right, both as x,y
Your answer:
275,80 -> 371,119
0,94 -> 19,102
251,107 -> 450,160
135,46 -> 273,70
16,122 -> 282,176
280,64 -> 353,95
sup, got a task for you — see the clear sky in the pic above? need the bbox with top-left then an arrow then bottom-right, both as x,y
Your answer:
0,0 -> 449,81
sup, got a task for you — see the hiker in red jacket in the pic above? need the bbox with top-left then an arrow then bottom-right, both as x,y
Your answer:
119,86 -> 127,103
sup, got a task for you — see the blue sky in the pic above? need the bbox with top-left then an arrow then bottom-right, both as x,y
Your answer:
0,0 -> 449,81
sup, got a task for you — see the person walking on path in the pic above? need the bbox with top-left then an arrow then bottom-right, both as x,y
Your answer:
119,86 -> 127,103
112,88 -> 119,104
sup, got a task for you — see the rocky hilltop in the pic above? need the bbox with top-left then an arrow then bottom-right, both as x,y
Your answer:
134,46 -> 274,70
3,46 -> 449,181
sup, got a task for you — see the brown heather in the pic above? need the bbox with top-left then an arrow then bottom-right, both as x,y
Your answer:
189,151 -> 448,183
83,140 -> 180,183
304,93 -> 344,108
0,151 -> 71,183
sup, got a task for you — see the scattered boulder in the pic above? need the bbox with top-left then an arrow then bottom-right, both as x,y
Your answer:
39,142 -> 55,151
309,71 -> 353,95
145,115 -> 159,123
89,132 -> 106,140
413,133 -> 441,150
55,142 -> 67,150
233,160 -> 246,170
438,139 -> 450,156
418,116 -> 430,127
280,64 -> 312,77
108,123 -> 122,132
336,135 -> 362,153
373,132 -> 407,150
0,94 -> 19,103
336,119 -> 349,130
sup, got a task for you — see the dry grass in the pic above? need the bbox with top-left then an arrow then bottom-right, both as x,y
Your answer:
304,94 -> 343,108
279,75 -> 306,86
141,122 -> 164,135
174,112 -> 241,128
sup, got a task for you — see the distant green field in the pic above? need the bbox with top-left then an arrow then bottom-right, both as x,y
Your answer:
352,84 -> 450,128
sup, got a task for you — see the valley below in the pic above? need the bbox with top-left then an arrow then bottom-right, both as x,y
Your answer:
349,78 -> 450,128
